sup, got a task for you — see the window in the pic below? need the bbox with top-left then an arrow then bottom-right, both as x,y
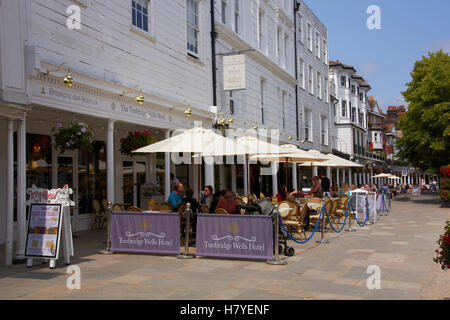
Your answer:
132,0 -> 149,32
323,39 -> 327,62
298,15 -> 303,43
234,0 -> 240,33
351,85 -> 355,95
299,59 -> 305,89
229,91 -> 235,115
315,32 -> 320,58
282,91 -> 286,129
324,77 -> 329,103
304,109 -> 312,141
358,109 -> 362,125
341,76 -> 346,87
258,10 -> 265,52
317,72 -> 322,99
221,0 -> 227,24
277,28 -> 282,63
284,34 -> 289,70
341,100 -> 347,117
307,23 -> 312,51
186,0 -> 199,55
359,92 -> 364,102
321,116 -> 328,145
309,66 -> 313,94
351,106 -> 356,123
261,79 -> 265,124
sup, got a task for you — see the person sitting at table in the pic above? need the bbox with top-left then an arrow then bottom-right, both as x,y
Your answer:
364,184 -> 371,192
309,176 -> 322,197
183,187 -> 198,214
350,184 -> 356,191
330,183 -> 339,197
209,190 -> 226,213
215,190 -> 238,214
168,183 -> 184,211
339,183 -> 351,196
200,185 -> 213,209
276,185 -> 288,203
371,184 -> 378,193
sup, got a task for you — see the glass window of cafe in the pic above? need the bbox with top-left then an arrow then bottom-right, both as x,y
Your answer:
78,141 -> 107,214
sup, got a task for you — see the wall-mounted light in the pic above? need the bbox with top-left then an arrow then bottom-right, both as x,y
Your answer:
121,85 -> 144,104
45,62 -> 73,87
184,105 -> 192,117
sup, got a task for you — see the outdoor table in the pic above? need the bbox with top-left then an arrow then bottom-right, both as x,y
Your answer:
307,203 -> 322,211
278,207 -> 293,218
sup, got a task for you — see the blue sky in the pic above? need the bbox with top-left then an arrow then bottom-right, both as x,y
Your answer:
303,0 -> 450,111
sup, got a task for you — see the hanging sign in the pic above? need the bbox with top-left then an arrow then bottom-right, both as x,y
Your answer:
25,203 -> 63,258
223,54 -> 246,91
26,184 -> 75,206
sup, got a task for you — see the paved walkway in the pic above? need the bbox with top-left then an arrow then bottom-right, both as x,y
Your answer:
1,193 -> 449,300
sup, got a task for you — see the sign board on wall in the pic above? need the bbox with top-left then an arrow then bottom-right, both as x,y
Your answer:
25,204 -> 63,259
223,54 -> 246,91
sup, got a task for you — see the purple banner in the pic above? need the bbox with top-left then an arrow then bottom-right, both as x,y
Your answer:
110,212 -> 180,255
196,214 -> 274,261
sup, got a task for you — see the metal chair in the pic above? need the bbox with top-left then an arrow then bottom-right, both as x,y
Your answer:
92,199 -> 106,230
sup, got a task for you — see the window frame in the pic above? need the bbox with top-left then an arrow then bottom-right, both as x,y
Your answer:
131,0 -> 150,33
186,0 -> 200,57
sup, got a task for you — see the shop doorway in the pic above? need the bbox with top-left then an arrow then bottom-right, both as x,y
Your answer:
57,151 -> 79,231
122,159 -> 147,209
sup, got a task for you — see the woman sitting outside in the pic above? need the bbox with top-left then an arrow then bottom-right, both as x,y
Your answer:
309,176 -> 322,198
276,185 -> 288,203
330,183 -> 339,197
340,183 -> 351,196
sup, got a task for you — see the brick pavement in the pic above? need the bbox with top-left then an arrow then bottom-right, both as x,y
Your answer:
0,193 -> 449,300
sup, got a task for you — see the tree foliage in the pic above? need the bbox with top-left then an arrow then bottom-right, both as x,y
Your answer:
397,50 -> 450,173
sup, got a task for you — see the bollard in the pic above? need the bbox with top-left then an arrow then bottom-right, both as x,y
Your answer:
267,203 -> 287,265
98,201 -> 115,255
316,197 -> 330,244
346,201 -> 356,232
177,203 -> 195,259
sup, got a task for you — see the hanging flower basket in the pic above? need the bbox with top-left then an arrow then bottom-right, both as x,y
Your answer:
120,130 -> 155,156
52,121 -> 95,153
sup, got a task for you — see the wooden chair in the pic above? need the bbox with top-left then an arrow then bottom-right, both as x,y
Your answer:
127,206 -> 143,212
148,203 -> 160,212
328,198 -> 340,225
200,204 -> 210,213
240,196 -> 248,205
281,202 -> 308,241
336,196 -> 349,221
309,197 -> 322,203
214,207 -> 229,214
160,202 -> 173,213
309,198 -> 332,231
177,203 -> 187,214
112,203 -> 123,212
278,202 -> 292,219
259,192 -> 266,200
92,199 -> 106,230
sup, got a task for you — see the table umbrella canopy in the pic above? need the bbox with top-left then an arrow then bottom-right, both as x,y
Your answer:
249,144 -> 328,163
297,150 -> 363,168
387,174 -> 401,180
133,127 -> 242,155
200,134 -> 281,157
372,173 -> 393,178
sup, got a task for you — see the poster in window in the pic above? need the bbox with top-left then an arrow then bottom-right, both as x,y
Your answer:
25,203 -> 63,259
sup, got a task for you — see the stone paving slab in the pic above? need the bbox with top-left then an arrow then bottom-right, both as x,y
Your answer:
0,193 -> 449,300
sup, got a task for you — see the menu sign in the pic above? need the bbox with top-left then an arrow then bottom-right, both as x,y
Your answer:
25,204 -> 63,258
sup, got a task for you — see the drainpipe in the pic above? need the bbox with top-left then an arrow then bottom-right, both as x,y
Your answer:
210,0 -> 218,107
294,1 -> 300,140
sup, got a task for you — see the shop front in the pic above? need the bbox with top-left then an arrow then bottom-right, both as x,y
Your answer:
0,70 -> 214,264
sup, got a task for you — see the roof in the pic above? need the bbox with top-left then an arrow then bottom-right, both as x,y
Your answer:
329,60 -> 357,72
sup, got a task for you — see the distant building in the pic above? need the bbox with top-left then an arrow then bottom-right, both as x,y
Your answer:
367,96 -> 385,153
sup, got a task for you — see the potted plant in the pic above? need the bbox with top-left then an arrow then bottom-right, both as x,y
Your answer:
52,121 -> 95,153
434,221 -> 450,270
120,130 -> 155,156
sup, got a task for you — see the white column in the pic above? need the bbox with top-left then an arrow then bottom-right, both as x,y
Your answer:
353,172 -> 357,186
348,169 -> 352,185
292,163 -> 298,191
52,144 -> 58,188
164,130 -> 171,200
272,163 -> 278,197
231,164 -> 237,193
313,166 -> 318,177
204,158 -> 215,189
5,120 -> 14,266
107,120 -> 115,204
326,167 -> 332,185
15,116 -> 26,259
